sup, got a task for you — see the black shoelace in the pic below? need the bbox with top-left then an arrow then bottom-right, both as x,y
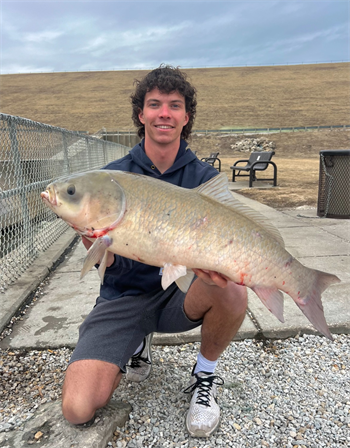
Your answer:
184,374 -> 224,407
129,351 -> 151,368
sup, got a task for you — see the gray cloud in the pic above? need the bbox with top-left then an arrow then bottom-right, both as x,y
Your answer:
1,1 -> 348,73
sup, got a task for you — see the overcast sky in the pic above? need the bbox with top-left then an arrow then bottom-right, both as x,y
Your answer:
1,0 -> 349,74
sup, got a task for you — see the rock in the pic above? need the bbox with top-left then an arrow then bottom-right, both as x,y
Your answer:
34,430 -> 43,440
230,137 -> 276,153
0,399 -> 131,448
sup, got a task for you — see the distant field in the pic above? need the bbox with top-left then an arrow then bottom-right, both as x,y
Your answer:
0,63 -> 349,133
1,63 -> 349,210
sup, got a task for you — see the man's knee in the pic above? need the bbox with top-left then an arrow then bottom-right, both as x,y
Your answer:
62,380 -> 117,425
61,360 -> 122,425
185,278 -> 248,322
213,282 -> 248,316
62,394 -> 97,425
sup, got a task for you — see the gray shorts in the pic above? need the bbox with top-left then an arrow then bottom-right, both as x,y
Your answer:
69,281 -> 202,372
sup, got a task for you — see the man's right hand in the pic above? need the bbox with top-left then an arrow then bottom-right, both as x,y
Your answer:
81,236 -> 115,267
192,268 -> 230,289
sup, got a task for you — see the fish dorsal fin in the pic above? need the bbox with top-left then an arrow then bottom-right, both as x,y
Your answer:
195,173 -> 285,247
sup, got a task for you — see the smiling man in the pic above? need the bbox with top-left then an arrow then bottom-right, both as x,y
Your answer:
62,65 -> 247,438
139,89 -> 189,173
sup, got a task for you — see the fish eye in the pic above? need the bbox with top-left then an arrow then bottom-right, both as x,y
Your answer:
67,185 -> 76,195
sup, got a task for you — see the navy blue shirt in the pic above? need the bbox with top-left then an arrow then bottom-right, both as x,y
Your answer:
100,139 -> 218,300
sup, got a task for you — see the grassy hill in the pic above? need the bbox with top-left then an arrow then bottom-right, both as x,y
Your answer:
0,63 -> 349,210
0,63 -> 349,133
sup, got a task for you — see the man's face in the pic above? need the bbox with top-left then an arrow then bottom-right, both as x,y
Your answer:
138,88 -> 189,146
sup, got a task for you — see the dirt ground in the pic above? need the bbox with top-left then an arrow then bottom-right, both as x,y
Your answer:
189,129 -> 350,209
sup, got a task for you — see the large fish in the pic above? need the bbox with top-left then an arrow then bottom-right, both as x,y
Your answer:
41,170 -> 340,340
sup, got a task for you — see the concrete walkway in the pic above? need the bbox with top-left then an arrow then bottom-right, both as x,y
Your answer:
1,180 -> 349,448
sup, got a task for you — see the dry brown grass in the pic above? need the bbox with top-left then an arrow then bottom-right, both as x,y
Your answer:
221,157 -> 320,209
1,63 -> 349,133
189,129 -> 350,209
1,63 -> 349,209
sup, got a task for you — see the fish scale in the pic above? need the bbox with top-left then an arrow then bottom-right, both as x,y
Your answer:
41,170 -> 341,340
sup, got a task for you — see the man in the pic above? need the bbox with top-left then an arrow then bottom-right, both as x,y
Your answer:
62,65 -> 247,438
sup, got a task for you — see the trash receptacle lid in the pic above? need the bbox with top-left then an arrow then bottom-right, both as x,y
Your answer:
320,149 -> 350,156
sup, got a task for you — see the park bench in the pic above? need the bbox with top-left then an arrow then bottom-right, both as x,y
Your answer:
201,152 -> 221,172
230,151 -> 277,187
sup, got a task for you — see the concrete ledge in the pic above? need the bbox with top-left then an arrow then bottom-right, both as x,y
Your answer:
0,399 -> 131,448
0,229 -> 78,334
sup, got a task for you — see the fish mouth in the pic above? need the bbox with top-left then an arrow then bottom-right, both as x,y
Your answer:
40,188 -> 57,207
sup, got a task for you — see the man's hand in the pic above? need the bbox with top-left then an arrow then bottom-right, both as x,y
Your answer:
81,236 -> 115,267
192,268 -> 230,288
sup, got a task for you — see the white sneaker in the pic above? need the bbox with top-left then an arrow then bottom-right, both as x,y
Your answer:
125,333 -> 153,382
184,364 -> 224,437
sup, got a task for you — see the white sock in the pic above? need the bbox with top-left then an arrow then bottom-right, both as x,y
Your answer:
133,340 -> 144,356
194,352 -> 218,374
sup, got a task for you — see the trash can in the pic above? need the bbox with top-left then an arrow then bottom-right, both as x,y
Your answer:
317,150 -> 350,218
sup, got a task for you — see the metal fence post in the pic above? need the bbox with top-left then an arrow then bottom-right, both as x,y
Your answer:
85,136 -> 91,169
8,118 -> 36,258
103,139 -> 107,165
62,133 -> 70,175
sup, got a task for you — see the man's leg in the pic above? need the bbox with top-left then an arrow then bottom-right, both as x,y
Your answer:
61,293 -> 150,424
184,278 -> 248,360
183,277 -> 247,437
62,360 -> 122,425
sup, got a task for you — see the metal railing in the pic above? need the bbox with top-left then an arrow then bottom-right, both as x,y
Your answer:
101,124 -> 350,140
0,113 -> 130,293
193,125 -> 350,134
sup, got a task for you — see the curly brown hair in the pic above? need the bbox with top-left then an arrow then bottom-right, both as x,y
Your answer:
130,64 -> 197,141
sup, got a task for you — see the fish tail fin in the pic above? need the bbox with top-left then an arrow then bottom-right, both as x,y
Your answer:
294,270 -> 341,341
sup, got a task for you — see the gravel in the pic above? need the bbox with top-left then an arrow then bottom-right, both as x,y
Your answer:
1,332 -> 349,447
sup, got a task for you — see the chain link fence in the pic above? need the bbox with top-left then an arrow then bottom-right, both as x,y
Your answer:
0,113 -> 130,293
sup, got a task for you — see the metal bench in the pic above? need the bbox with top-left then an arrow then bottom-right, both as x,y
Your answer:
230,151 -> 277,187
201,152 -> 221,172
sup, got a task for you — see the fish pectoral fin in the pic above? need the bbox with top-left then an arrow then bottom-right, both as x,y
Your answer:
80,236 -> 112,281
162,263 -> 189,291
252,286 -> 285,323
97,251 -> 109,285
175,269 -> 195,293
